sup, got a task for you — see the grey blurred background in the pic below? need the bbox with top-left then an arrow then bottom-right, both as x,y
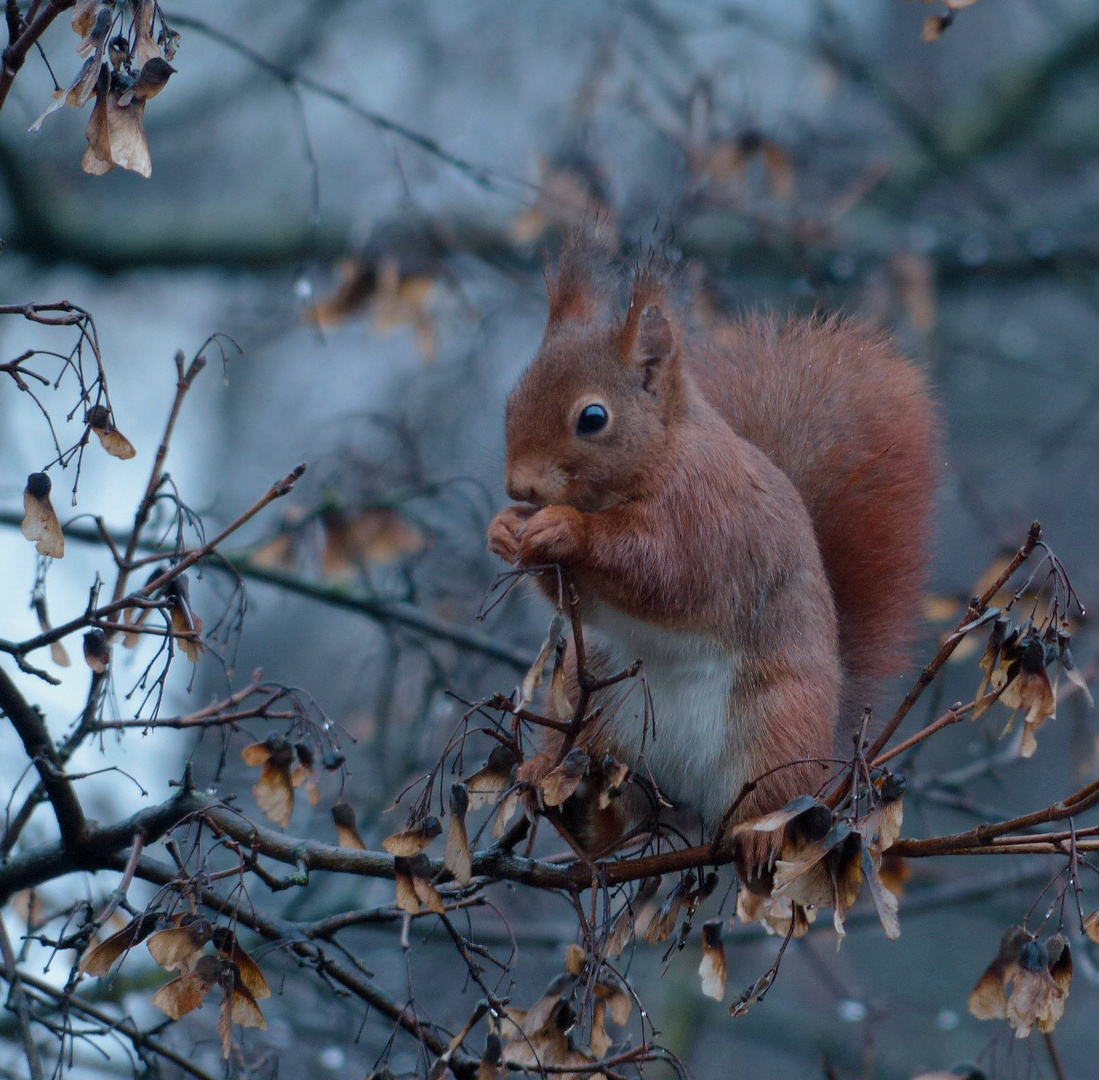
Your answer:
2,1 -> 1099,1078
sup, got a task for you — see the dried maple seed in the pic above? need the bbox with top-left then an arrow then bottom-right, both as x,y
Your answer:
643,872 -> 695,944
699,920 -> 728,1000
22,472 -> 65,558
241,736 -> 296,826
79,911 -> 160,976
466,745 -> 518,810
444,782 -> 473,885
83,629 -> 110,672
332,801 -> 366,849
210,928 -> 271,1000
540,748 -> 589,807
165,576 -> 204,660
33,594 -> 71,667
383,816 -> 442,856
151,953 -> 222,1020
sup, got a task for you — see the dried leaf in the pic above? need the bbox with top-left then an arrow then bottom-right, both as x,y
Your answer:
444,783 -> 473,885
33,595 -> 71,667
22,473 -> 64,558
320,506 -> 424,579
770,810 -> 843,910
132,0 -> 161,67
858,775 -> 906,854
147,918 -> 211,971
118,56 -> 175,106
393,856 -> 421,914
82,74 -> 152,178
218,964 -> 267,1058
510,154 -> 614,244
735,889 -> 815,938
593,973 -> 631,1026
79,912 -> 159,976
383,816 -> 442,856
478,1033 -> 503,1080
565,943 -> 587,977
643,873 -> 695,945
922,14 -> 952,41
164,576 -> 204,661
589,998 -> 612,1058
731,794 -> 821,835
72,0 -> 107,39
410,856 -> 446,915
968,925 -> 1031,1021
501,976 -> 574,1067
241,738 -> 296,827
549,646 -> 573,720
860,847 -> 901,940
518,615 -> 565,711
211,929 -> 271,1000
308,260 -> 379,327
541,748 -> 589,807
492,789 -> 521,839
596,755 -> 629,810
878,851 -> 911,897
1042,934 -> 1072,1033
86,403 -> 136,459
224,968 -> 267,1028
828,831 -> 865,937
151,954 -> 222,1019
973,613 -> 1012,717
730,969 -> 775,1017
1000,631 -> 1057,758
83,629 -> 110,673
698,920 -> 727,1000
332,801 -> 367,849
1006,939 -> 1064,1038
372,260 -> 437,363
290,743 -> 320,805
466,745 -> 517,810
1058,638 -> 1094,707
605,906 -> 635,959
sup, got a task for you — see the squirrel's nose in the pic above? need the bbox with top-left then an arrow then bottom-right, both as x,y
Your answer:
505,464 -> 541,505
505,477 -> 536,503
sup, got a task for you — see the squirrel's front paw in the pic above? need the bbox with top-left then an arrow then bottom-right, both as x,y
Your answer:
518,504 -> 587,566
488,504 -> 537,564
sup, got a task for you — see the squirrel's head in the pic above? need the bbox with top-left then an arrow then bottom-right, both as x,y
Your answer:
504,253 -> 686,513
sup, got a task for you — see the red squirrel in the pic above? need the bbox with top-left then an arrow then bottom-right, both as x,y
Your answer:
487,242 -> 936,862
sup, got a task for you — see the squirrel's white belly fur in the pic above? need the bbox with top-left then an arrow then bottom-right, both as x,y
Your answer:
586,604 -> 744,831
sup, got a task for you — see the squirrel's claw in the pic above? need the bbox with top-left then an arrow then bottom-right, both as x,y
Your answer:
487,504 -> 536,564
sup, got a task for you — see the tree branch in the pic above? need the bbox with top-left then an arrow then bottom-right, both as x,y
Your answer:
0,661 -> 86,849
0,0 -> 75,115
0,508 -> 533,672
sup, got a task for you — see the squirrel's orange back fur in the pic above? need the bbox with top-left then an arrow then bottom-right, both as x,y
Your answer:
698,315 -> 937,717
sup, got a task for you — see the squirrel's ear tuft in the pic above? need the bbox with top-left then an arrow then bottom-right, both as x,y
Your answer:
546,248 -> 597,325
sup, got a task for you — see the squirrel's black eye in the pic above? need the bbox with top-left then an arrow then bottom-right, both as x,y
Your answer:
576,403 -> 609,436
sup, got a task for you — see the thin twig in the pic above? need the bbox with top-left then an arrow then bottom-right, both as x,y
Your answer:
0,919 -> 45,1080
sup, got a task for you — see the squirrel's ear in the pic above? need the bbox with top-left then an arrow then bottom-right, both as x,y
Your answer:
624,302 -> 677,393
